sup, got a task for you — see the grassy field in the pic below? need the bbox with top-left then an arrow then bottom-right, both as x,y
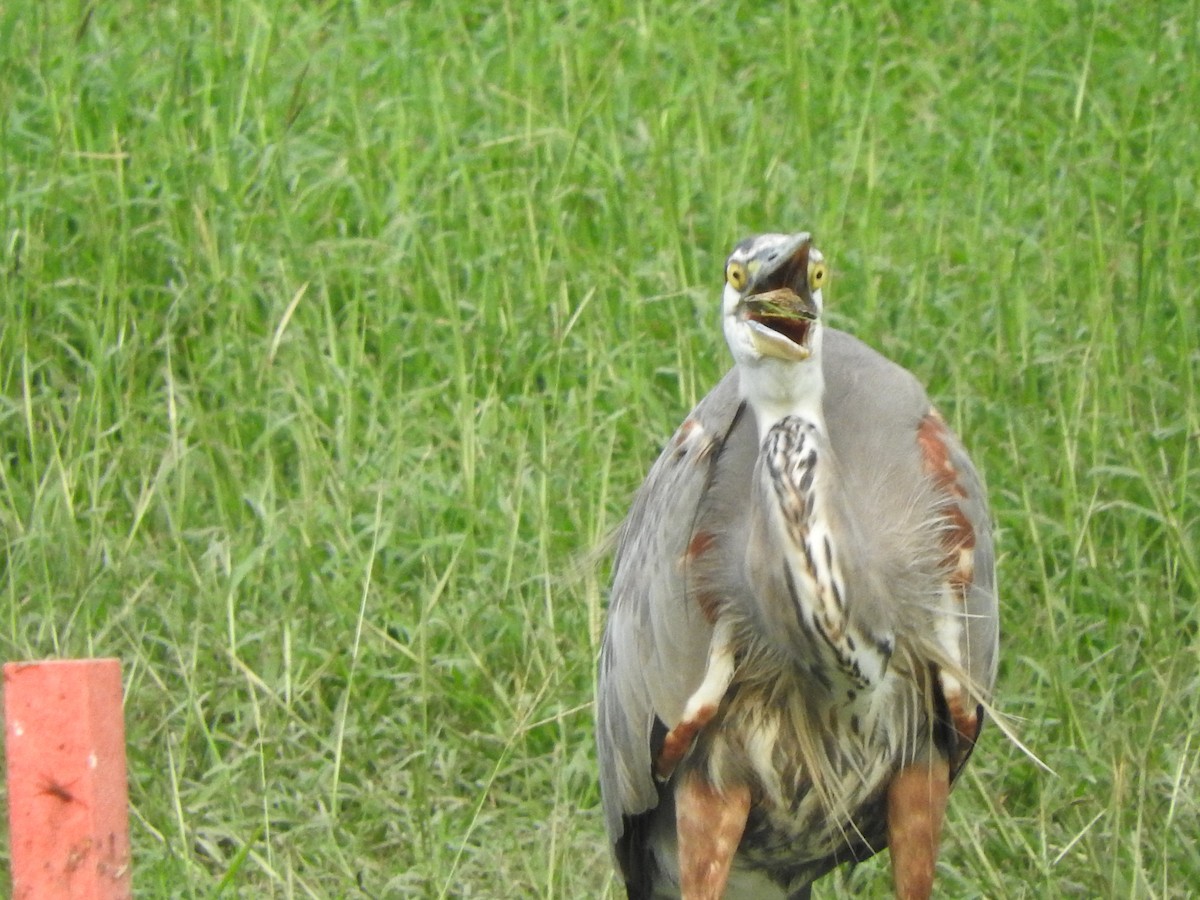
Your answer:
2,0 -> 1198,896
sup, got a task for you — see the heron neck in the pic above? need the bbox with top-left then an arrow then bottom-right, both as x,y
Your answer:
740,357 -> 827,442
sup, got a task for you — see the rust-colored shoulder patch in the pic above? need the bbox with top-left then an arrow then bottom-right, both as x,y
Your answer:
917,411 -> 966,500
916,411 -> 976,600
919,410 -> 985,778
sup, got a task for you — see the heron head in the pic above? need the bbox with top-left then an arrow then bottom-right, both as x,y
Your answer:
722,233 -> 826,367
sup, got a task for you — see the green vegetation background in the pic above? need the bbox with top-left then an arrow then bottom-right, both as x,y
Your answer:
2,0 -> 1197,896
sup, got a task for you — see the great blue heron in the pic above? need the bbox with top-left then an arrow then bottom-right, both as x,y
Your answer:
596,232 -> 998,899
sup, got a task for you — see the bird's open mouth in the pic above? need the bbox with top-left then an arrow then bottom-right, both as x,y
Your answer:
740,289 -> 817,360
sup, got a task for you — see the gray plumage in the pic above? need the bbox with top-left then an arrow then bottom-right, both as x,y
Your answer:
596,233 -> 998,899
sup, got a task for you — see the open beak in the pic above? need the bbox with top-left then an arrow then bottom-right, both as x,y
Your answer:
737,235 -> 818,361
740,290 -> 818,361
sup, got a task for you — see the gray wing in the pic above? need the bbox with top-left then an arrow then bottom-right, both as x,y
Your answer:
822,329 -> 999,742
596,369 -> 756,855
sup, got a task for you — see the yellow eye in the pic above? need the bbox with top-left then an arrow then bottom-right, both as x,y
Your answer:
808,261 -> 828,292
726,261 -> 748,291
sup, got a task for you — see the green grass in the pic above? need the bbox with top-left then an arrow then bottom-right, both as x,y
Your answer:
2,0 -> 1198,896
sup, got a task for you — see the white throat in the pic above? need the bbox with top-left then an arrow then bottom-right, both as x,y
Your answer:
738,337 -> 827,442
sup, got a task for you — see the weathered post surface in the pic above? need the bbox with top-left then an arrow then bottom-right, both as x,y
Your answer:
4,658 -> 132,900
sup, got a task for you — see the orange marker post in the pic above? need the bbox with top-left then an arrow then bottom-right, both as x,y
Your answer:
4,658 -> 132,900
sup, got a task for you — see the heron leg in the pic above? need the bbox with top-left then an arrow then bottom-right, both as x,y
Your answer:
675,768 -> 750,900
886,756 -> 950,900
